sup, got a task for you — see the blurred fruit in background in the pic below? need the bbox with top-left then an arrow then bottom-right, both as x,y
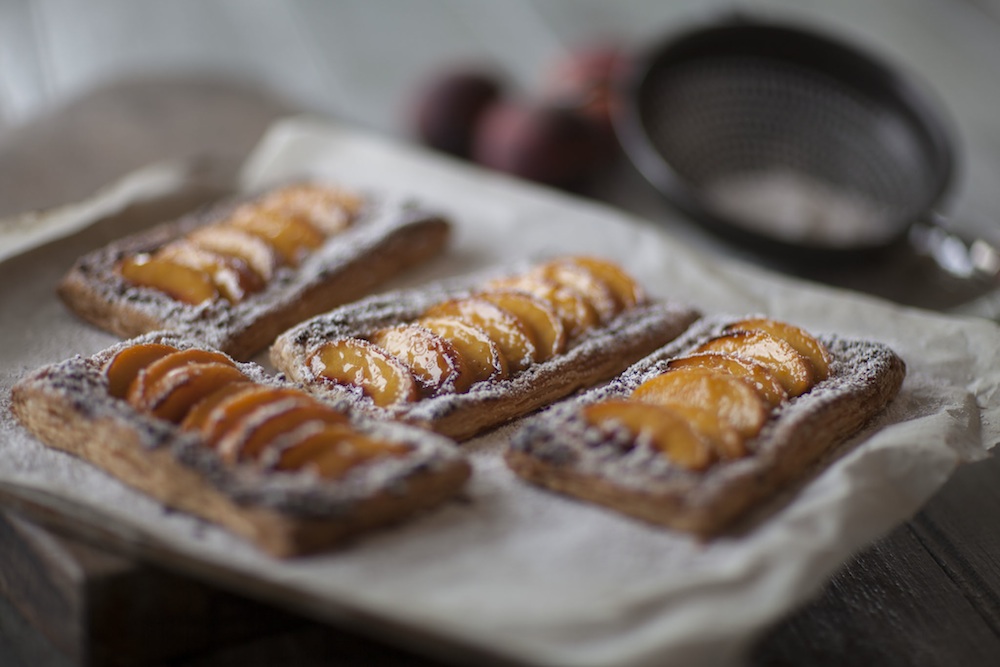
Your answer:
472,100 -> 602,189
408,42 -> 627,191
411,69 -> 503,158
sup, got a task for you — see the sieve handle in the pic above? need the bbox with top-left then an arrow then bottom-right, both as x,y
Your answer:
908,213 -> 1000,282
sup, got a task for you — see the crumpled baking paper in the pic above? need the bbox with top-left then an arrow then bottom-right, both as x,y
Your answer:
0,116 -> 995,667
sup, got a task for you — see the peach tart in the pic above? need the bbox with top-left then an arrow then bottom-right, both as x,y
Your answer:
10,334 -> 470,556
58,182 -> 451,359
505,317 -> 905,536
270,256 -> 700,440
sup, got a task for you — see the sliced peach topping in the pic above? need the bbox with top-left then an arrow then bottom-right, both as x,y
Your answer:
255,183 -> 362,235
632,367 -> 770,451
187,225 -> 283,281
229,208 -> 325,266
271,424 -> 409,479
104,343 -> 178,399
479,290 -> 566,361
311,338 -> 419,407
180,382 -> 259,432
667,353 -> 788,407
117,254 -> 219,305
533,259 -> 620,323
145,362 -> 250,423
369,324 -> 471,395
424,297 -> 537,371
196,385 -> 306,446
583,399 -> 715,471
214,397 -> 349,463
570,256 -> 646,309
695,330 -> 815,397
126,348 -> 236,410
489,275 -> 599,340
157,241 -> 265,303
726,318 -> 832,381
417,316 -> 508,385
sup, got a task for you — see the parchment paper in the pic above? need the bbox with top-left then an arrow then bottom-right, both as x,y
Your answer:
0,116 -> 996,667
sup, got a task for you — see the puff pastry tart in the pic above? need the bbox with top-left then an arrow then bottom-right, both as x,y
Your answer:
58,183 -> 451,359
10,335 -> 470,556
505,317 -> 906,536
270,256 -> 701,441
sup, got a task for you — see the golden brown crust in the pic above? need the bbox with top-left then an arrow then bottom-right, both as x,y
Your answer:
505,319 -> 907,536
9,335 -> 470,557
270,284 -> 701,441
57,189 -> 451,360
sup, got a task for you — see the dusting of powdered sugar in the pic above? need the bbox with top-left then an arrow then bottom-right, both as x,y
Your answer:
509,315 -> 906,504
271,270 -> 700,430
13,332 -> 466,517
64,185 -> 448,358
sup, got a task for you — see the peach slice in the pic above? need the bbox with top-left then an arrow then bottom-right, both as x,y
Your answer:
479,290 -> 566,361
570,256 -> 645,309
228,208 -> 325,266
632,367 -> 771,457
104,343 -> 178,399
424,297 -> 537,371
126,348 -> 236,410
583,399 -> 715,471
694,330 -> 816,397
145,362 -> 250,423
255,184 -> 362,235
188,224 -> 283,281
534,259 -> 620,322
179,382 -> 258,433
117,254 -> 218,305
158,241 -> 265,302
369,324 -> 471,395
271,424 -> 409,479
417,316 -> 508,385
194,385 -> 305,446
311,338 -> 419,407
726,318 -> 832,381
667,353 -> 788,407
215,398 -> 349,463
489,275 -> 599,339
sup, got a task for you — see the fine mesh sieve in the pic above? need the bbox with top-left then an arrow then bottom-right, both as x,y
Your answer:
615,16 -> 957,264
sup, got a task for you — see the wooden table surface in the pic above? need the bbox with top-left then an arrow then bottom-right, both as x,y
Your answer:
2,1 -> 1000,666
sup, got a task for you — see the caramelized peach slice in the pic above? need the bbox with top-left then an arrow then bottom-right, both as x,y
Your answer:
583,399 -> 715,471
570,256 -> 646,309
424,297 -> 537,371
195,385 -> 305,446
311,338 -> 419,407
369,324 -> 470,395
126,348 -> 236,410
188,225 -> 283,281
632,367 -> 771,457
215,398 -> 349,463
726,318 -> 832,381
534,259 -> 620,322
417,317 -> 508,385
256,184 -> 362,235
695,330 -> 816,397
179,382 -> 258,432
158,241 -> 264,302
271,423 -> 409,479
479,290 -> 566,361
667,353 -> 788,406
104,343 -> 178,399
145,362 -> 249,423
117,254 -> 218,304
229,208 -> 325,266
489,275 -> 599,339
